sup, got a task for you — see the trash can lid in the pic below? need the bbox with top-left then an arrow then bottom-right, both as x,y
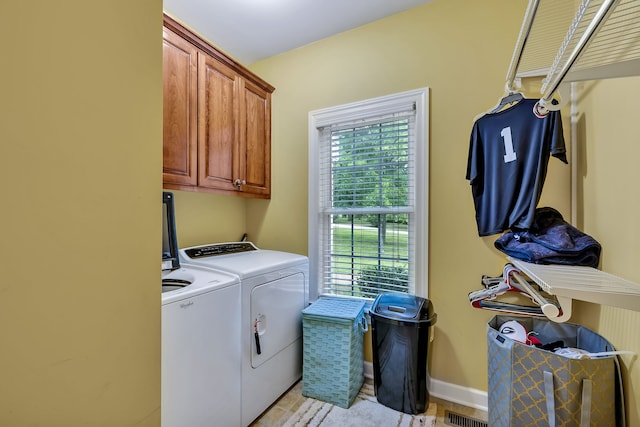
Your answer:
371,293 -> 435,323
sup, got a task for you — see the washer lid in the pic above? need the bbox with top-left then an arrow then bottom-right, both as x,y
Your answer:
161,265 -> 239,304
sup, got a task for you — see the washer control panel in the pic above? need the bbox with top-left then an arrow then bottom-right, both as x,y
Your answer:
184,242 -> 258,259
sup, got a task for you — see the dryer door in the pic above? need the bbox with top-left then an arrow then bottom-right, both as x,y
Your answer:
250,272 -> 305,368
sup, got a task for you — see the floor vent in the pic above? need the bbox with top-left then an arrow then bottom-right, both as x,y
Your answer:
444,410 -> 488,427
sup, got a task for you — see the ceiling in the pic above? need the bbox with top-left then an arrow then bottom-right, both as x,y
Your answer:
163,0 -> 432,64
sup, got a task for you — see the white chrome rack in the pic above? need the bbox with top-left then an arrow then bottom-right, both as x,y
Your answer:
509,258 -> 640,322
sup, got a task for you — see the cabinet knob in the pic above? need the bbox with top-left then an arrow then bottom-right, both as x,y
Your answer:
234,179 -> 246,188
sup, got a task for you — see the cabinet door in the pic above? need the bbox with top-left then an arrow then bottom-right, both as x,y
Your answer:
197,52 -> 239,192
162,28 -> 198,186
239,78 -> 271,197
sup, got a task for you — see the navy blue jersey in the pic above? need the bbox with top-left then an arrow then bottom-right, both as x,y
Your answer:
466,99 -> 567,237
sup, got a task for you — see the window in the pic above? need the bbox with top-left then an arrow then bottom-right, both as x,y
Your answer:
308,88 -> 429,301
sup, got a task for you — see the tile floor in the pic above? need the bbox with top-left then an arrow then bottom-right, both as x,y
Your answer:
250,379 -> 488,427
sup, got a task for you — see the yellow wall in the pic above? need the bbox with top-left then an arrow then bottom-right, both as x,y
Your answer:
171,191 -> 247,247
569,76 -> 640,425
247,0 -> 569,394
1,1 -> 162,425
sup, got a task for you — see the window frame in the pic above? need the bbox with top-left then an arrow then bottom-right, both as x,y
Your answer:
308,88 -> 429,303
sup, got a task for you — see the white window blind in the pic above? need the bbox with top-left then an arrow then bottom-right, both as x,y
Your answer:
309,88 -> 428,301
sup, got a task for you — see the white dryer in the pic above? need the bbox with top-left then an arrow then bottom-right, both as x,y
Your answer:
179,242 -> 309,427
161,265 -> 241,427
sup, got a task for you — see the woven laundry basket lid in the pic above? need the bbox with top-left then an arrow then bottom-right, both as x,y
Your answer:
302,297 -> 365,324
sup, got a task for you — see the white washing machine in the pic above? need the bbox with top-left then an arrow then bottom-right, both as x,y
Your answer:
179,242 -> 309,427
161,265 -> 241,427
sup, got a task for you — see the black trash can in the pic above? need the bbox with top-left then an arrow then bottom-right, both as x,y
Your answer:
370,293 -> 437,414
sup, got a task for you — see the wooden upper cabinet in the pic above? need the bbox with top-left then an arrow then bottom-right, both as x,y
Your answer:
240,79 -> 271,197
198,52 -> 238,192
162,27 -> 197,186
162,13 -> 274,198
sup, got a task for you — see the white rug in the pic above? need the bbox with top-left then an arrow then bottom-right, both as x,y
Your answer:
284,383 -> 436,427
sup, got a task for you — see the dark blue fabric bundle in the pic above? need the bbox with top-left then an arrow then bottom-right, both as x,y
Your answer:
494,207 -> 601,268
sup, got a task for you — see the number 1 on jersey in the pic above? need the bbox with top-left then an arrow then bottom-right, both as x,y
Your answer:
501,127 -> 517,163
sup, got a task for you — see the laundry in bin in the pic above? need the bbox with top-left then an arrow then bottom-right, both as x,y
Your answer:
487,315 -> 626,427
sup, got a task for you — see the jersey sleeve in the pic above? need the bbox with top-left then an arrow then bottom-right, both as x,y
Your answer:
466,121 -> 482,184
549,109 -> 568,164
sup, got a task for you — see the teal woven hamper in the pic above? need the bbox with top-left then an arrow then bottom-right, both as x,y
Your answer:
302,297 -> 367,408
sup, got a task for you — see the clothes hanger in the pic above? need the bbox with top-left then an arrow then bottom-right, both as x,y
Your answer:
533,83 -> 571,117
472,82 -> 525,122
489,91 -> 524,113
468,264 -> 563,318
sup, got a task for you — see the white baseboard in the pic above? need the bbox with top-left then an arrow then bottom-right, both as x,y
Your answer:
364,360 -> 375,380
363,361 -> 488,412
429,378 -> 488,412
